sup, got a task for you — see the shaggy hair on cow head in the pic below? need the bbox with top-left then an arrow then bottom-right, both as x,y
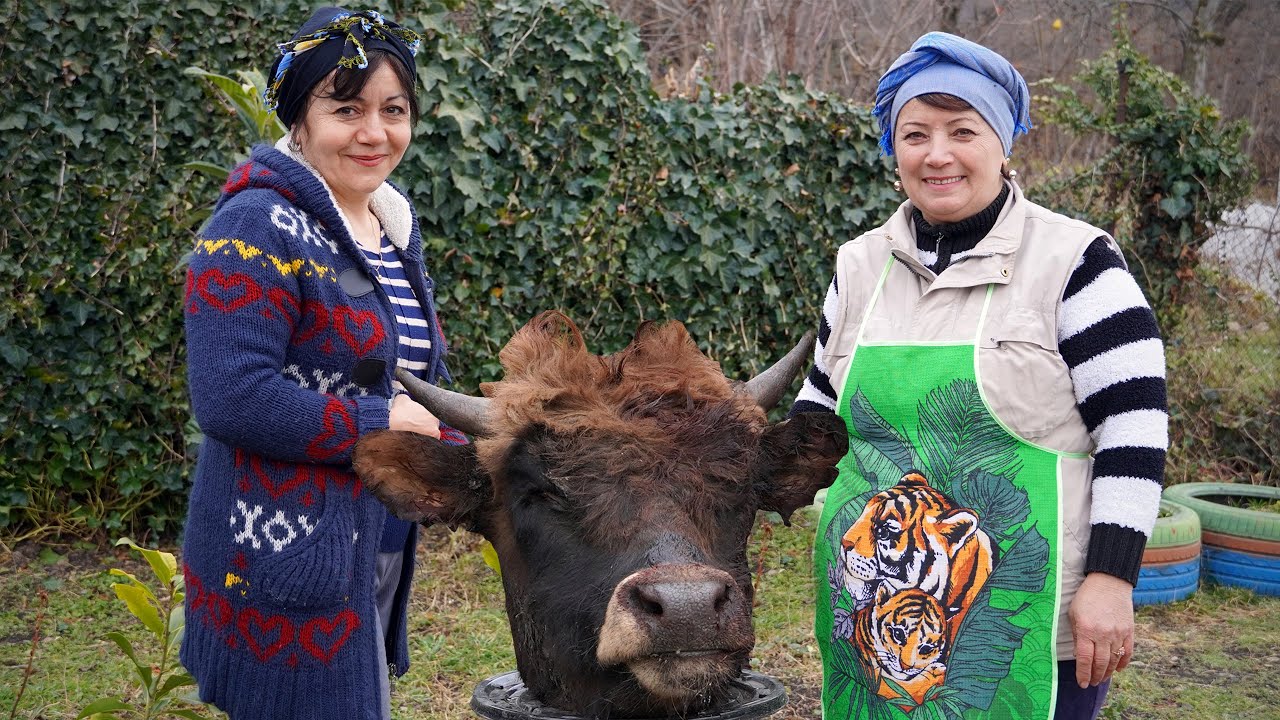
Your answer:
474,311 -> 769,552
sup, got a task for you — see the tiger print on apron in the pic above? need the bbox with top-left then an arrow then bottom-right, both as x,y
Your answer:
815,257 -> 1084,719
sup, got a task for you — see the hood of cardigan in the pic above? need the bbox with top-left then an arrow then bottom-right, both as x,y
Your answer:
213,138 -> 416,252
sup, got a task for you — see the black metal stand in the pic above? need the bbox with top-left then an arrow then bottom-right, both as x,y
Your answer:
470,671 -> 787,720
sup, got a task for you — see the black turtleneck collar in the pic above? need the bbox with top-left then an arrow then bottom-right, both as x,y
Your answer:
913,182 -> 1011,274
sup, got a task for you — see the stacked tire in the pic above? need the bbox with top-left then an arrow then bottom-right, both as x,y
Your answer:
1163,482 -> 1280,597
1133,500 -> 1201,606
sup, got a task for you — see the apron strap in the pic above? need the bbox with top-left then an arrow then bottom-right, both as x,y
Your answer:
975,283 -> 995,345
851,257 -> 897,362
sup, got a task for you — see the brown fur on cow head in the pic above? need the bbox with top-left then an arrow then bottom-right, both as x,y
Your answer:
353,312 -> 846,717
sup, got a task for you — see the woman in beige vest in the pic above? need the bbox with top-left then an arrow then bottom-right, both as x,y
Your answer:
796,32 -> 1167,720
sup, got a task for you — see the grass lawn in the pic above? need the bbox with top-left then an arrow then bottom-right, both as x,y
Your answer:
2,509 -> 1278,719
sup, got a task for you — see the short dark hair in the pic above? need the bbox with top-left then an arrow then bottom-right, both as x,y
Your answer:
303,49 -> 421,125
914,92 -> 974,113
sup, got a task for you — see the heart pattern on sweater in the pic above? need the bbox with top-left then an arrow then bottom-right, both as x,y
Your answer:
295,301 -> 331,345
196,268 -> 263,313
237,608 -> 294,662
185,269 -> 198,314
249,456 -> 312,500
306,398 -> 358,461
265,287 -> 299,326
300,608 -> 360,664
313,466 -> 362,498
185,564 -> 205,613
206,593 -> 233,629
333,306 -> 385,355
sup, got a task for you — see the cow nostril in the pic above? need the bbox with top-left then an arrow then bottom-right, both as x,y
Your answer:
713,582 -> 732,614
632,583 -> 664,617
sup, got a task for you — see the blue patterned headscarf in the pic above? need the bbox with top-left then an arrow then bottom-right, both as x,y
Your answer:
873,32 -> 1031,156
266,7 -> 421,128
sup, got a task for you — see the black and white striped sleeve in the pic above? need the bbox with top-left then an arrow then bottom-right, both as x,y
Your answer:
790,274 -> 840,416
1058,237 -> 1168,586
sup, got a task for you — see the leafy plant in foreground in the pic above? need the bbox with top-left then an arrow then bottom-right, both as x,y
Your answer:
77,539 -> 212,720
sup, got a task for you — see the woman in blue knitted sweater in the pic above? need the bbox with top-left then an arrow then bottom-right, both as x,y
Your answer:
180,8 -> 462,719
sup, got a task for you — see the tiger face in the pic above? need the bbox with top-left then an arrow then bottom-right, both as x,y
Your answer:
855,583 -> 948,705
840,472 -> 992,625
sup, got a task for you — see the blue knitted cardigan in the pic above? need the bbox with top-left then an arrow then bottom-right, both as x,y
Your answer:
180,141 -> 458,720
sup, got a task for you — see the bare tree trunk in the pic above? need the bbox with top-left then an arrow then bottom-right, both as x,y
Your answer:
1180,0 -> 1246,95
783,0 -> 798,74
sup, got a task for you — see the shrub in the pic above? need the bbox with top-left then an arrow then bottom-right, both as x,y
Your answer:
1035,26 -> 1268,488
0,0 -> 896,539
77,539 -> 211,720
1035,26 -> 1255,328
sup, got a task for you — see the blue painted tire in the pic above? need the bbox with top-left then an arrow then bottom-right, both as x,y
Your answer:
1134,584 -> 1199,606
1133,557 -> 1199,606
1202,546 -> 1280,596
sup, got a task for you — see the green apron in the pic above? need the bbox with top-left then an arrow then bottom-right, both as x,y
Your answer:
815,258 -> 1075,719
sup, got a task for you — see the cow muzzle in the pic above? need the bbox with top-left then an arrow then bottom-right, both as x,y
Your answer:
597,564 -> 752,702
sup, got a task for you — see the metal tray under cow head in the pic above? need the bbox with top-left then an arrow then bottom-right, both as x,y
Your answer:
470,670 -> 787,720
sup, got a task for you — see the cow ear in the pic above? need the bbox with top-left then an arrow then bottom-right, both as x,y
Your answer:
353,430 -> 490,530
756,412 -> 848,524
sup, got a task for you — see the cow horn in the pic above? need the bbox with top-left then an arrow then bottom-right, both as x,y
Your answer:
395,368 -> 491,436
741,331 -> 816,410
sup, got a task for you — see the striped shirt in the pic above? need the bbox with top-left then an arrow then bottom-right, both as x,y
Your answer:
363,233 -> 438,553
791,196 -> 1168,585
362,234 -> 432,389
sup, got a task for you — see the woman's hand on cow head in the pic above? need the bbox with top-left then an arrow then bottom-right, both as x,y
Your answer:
754,412 -> 849,523
389,393 -> 442,438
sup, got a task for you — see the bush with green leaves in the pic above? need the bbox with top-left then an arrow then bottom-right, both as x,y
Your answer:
1036,27 -> 1255,327
0,0 -> 896,539
400,0 -> 898,385
1037,26 -> 1270,485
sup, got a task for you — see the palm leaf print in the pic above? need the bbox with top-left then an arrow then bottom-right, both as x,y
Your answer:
943,518 -> 1050,712
981,523 -> 1050,594
942,594 -> 1033,712
848,389 -> 916,476
956,470 -> 1032,540
916,380 -> 1020,493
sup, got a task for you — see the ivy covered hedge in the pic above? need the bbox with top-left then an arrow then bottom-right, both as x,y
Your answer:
0,0 -> 897,538
415,0 -> 899,382
1,1 -> 314,538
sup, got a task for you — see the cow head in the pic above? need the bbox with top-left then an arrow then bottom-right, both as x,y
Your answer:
353,312 -> 846,717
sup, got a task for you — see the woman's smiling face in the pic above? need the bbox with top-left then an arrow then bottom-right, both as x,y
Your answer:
294,61 -> 412,215
894,98 -> 1006,225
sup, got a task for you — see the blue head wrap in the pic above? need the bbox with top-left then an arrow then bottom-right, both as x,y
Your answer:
873,32 -> 1031,156
266,7 -> 421,128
